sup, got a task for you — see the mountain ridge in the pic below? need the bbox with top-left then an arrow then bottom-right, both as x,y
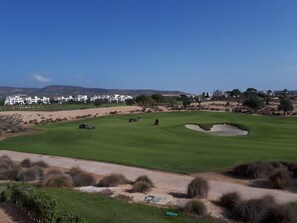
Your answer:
0,85 -> 184,98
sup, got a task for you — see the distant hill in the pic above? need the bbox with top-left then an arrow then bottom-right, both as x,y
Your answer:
0,85 -> 184,98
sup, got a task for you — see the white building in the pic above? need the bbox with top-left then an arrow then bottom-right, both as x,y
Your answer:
4,95 -> 50,105
90,94 -> 133,103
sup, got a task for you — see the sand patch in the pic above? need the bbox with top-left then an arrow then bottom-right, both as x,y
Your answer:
185,124 -> 248,136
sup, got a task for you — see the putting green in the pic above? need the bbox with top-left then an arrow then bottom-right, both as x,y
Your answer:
1,111 -> 297,174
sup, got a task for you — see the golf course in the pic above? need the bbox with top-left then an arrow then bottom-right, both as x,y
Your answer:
1,111 -> 296,174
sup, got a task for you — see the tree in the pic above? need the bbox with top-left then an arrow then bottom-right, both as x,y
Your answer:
230,89 -> 241,99
278,97 -> 294,115
125,98 -> 135,106
212,90 -> 223,100
94,99 -> 103,108
135,95 -> 156,108
242,96 -> 264,111
0,100 -> 4,106
151,94 -> 165,104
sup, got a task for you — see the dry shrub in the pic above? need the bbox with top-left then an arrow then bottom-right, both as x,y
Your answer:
32,160 -> 48,168
187,177 -> 209,198
0,155 -> 14,171
287,162 -> 297,177
20,158 -> 32,168
69,167 -> 96,187
98,174 -> 129,187
42,174 -> 73,188
269,169 -> 290,189
0,166 -> 22,180
233,162 -> 274,179
184,199 -> 207,216
262,204 -> 297,223
219,192 -> 241,209
134,175 -> 153,187
130,181 -> 152,193
229,195 -> 276,223
45,167 -> 63,176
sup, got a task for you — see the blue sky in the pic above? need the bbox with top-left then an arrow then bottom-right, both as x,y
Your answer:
0,0 -> 297,93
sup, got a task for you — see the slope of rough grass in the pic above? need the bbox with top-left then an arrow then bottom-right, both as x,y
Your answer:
1,111 -> 297,173
46,188 -> 218,223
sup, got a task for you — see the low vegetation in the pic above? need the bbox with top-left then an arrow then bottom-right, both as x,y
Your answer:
69,167 -> 96,187
130,181 -> 152,193
97,174 -> 129,187
42,174 -> 73,188
219,192 -> 241,209
187,177 -> 209,198
134,175 -> 154,187
184,199 -> 207,216
269,169 -> 290,189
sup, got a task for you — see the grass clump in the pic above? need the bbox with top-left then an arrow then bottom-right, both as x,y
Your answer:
32,160 -> 49,168
229,195 -> 276,223
219,192 -> 241,209
130,181 -> 152,193
20,158 -> 31,168
233,162 -> 274,179
262,204 -> 297,223
18,167 -> 43,181
184,199 -> 207,216
98,174 -> 129,187
134,175 -> 154,187
0,155 -> 14,171
69,167 -> 96,187
45,167 -> 63,176
187,177 -> 209,198
42,174 -> 73,188
0,166 -> 22,181
269,169 -> 290,189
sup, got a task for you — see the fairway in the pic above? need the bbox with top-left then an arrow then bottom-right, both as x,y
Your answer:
1,111 -> 297,173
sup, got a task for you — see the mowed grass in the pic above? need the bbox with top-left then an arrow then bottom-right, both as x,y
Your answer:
1,111 -> 297,173
46,188 -> 217,223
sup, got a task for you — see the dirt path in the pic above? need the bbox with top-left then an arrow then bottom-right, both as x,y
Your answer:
1,150 -> 297,204
0,202 -> 34,223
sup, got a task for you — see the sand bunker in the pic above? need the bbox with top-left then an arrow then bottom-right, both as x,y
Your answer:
185,124 -> 248,136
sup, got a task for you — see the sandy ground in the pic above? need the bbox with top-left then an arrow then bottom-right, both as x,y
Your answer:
0,106 -> 145,124
185,124 -> 248,136
1,150 -> 297,220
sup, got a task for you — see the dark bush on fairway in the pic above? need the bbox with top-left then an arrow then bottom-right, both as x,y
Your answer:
20,158 -> 31,168
219,192 -> 241,209
269,169 -> 290,189
229,195 -> 276,222
69,167 -> 96,187
42,174 -> 73,188
32,160 -> 49,168
262,204 -> 297,223
184,199 -> 207,216
98,174 -> 129,187
0,155 -> 14,171
130,181 -> 152,193
187,177 -> 209,198
233,162 -> 274,179
134,175 -> 154,187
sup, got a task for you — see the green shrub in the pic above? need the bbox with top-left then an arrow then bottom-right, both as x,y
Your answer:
187,177 -> 209,198
98,174 -> 129,187
10,184 -> 57,222
20,158 -> 32,168
134,175 -> 153,187
219,192 -> 241,209
69,167 -> 96,187
56,210 -> 87,223
269,169 -> 290,189
130,181 -> 152,193
229,195 -> 276,223
184,199 -> 207,216
42,174 -> 73,188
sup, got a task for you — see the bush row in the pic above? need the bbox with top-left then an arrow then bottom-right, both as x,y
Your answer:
0,184 -> 87,223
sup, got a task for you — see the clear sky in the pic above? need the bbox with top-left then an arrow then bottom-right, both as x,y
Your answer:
0,0 -> 296,93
